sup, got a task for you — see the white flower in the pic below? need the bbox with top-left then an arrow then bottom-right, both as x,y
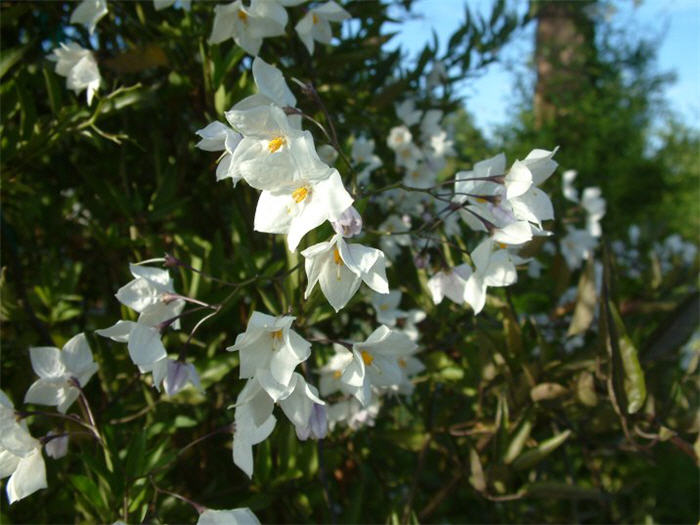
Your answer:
428,130 -> 455,159
230,56 -> 298,113
97,263 -> 184,387
427,264 -> 473,305
395,99 -> 421,126
197,507 -> 261,525
403,163 -> 437,189
327,397 -> 380,431
464,238 -> 518,314
226,104 -> 331,191
69,0 -> 108,35
371,290 -> 404,326
195,122 -> 242,183
253,168 -> 353,252
24,334 -> 98,414
209,0 -> 287,55
231,377 -> 276,478
628,224 -> 640,245
350,326 -> 418,406
581,187 -> 606,238
378,214 -> 411,260
302,234 -> 389,312
562,169 -> 579,202
115,262 -> 181,316
319,344 -> 362,398
387,125 -> 412,151
278,373 -> 325,435
227,312 -> 310,395
560,226 -> 598,270
295,1 -> 350,55
351,136 -> 382,184
49,43 -> 101,106
401,309 -> 426,342
0,391 -> 47,504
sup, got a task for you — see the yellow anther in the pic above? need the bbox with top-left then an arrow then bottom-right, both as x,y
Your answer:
312,13 -> 319,24
398,357 -> 407,368
379,304 -> 389,311
292,186 -> 309,203
333,248 -> 342,265
497,242 -> 507,250
270,330 -> 283,340
267,136 -> 286,153
361,350 -> 374,366
475,197 -> 487,203
332,370 -> 342,379
237,9 -> 248,21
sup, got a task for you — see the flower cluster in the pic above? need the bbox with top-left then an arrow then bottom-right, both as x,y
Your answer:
209,0 -> 350,56
97,263 -> 202,396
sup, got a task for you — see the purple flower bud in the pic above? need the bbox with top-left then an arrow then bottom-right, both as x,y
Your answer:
414,253 -> 430,269
309,403 -> 328,439
295,403 -> 328,441
163,360 -> 201,396
331,206 -> 363,238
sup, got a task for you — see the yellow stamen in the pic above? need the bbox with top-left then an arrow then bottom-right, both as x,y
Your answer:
332,370 -> 342,379
312,13 -> 319,24
361,350 -> 374,366
398,357 -> 407,368
333,248 -> 342,265
268,136 -> 286,153
237,10 -> 247,21
475,197 -> 487,203
292,186 -> 309,203
379,304 -> 389,311
271,330 -> 283,340
497,242 -> 507,250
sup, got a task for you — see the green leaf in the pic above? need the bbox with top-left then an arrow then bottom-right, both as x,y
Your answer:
468,445 -> 486,492
567,257 -> 597,336
512,430 -> 572,471
125,430 -> 147,480
0,45 -> 29,80
610,303 -> 647,413
530,382 -> 568,402
504,415 -> 533,464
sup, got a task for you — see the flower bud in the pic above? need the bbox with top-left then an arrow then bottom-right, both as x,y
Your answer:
413,252 -> 430,269
331,206 -> 363,238
163,360 -> 201,397
296,403 -> 328,441
44,431 -> 69,459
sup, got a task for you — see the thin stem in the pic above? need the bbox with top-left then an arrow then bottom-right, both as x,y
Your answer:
149,477 -> 206,514
164,253 -> 240,287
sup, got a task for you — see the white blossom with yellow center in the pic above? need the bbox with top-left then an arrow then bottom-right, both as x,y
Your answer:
295,1 -> 351,55
301,233 -> 389,312
254,169 -> 353,252
227,312 -> 311,399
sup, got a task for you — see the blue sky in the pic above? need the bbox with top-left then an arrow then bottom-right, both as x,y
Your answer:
385,0 -> 700,139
